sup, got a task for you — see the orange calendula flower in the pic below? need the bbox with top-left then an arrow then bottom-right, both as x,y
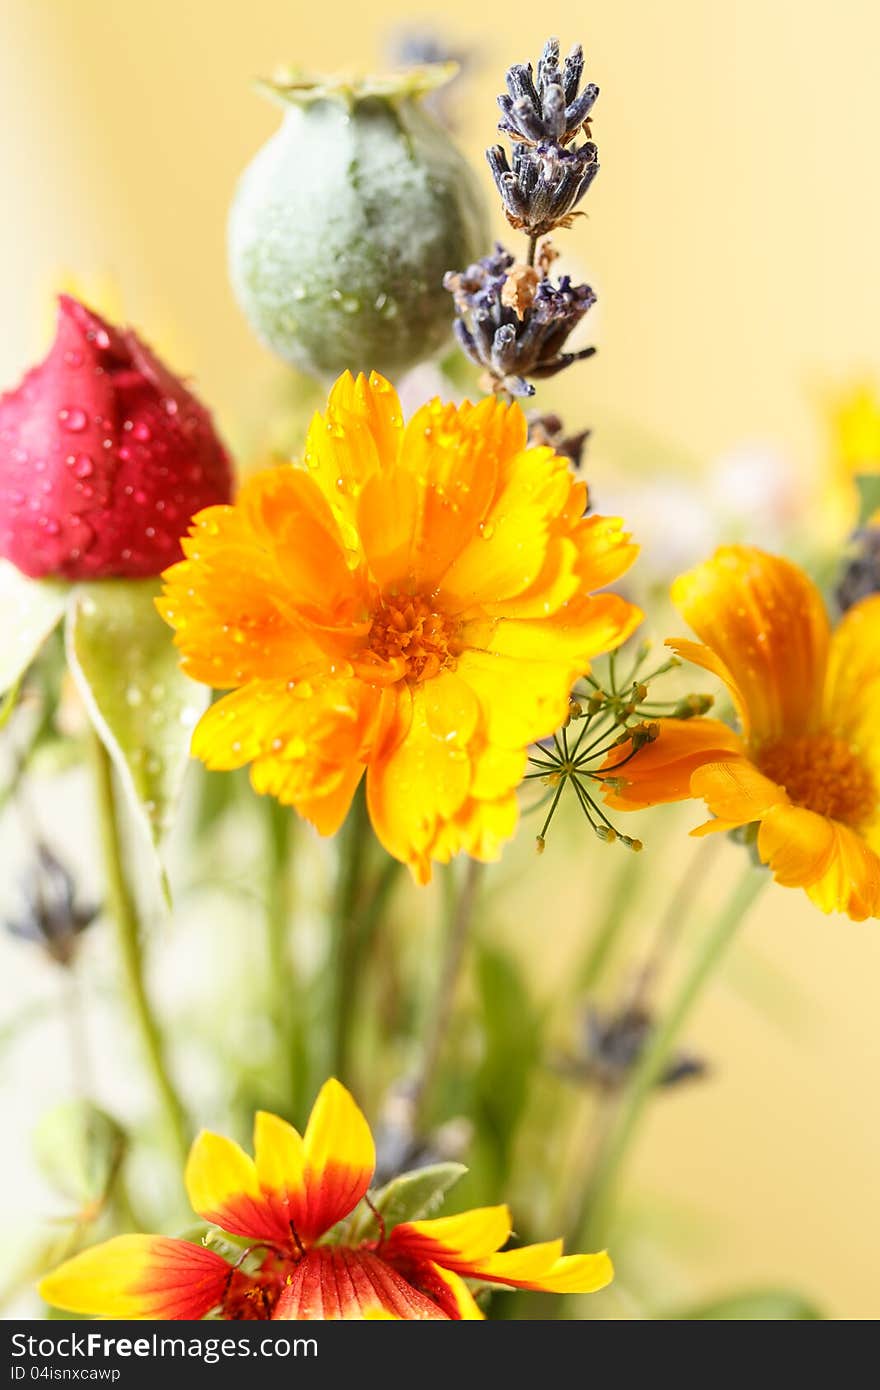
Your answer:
39,1079 -> 612,1320
158,371 -> 640,881
601,546 -> 880,920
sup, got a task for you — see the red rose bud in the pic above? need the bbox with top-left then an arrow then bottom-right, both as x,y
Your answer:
0,295 -> 233,579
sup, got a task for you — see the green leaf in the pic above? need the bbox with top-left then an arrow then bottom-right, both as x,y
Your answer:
33,1100 -> 126,1209
349,1162 -> 467,1242
665,1289 -> 823,1320
65,580 -> 209,849
0,558 -> 69,698
855,472 -> 880,526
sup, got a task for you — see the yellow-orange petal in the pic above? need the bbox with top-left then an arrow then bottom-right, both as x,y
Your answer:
273,1248 -> 448,1320
755,802 -> 837,888
302,371 -> 405,551
803,820 -> 880,920
39,1236 -> 230,1320
191,677 -> 393,838
440,446 -> 573,610
237,467 -> 366,620
366,685 -> 473,876
385,1205 -> 512,1269
478,591 -> 642,666
689,756 -> 788,828
600,717 -> 745,810
428,788 -> 520,876
670,546 -> 830,746
159,512 -> 330,689
361,394 -> 511,591
454,649 -> 573,749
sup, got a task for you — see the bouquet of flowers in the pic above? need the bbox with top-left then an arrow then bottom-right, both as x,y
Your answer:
2,33 -> 877,1326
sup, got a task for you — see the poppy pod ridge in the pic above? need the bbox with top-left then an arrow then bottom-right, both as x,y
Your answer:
602,545 -> 880,920
159,369 -> 642,882
39,1079 -> 613,1320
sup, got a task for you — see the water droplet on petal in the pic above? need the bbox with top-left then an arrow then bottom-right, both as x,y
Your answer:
59,407 -> 87,432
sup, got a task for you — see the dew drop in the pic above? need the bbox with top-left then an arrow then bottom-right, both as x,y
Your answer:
59,407 -> 88,432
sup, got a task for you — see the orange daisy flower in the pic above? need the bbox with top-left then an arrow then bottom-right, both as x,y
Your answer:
601,546 -> 880,920
158,371 -> 640,881
39,1079 -> 612,1320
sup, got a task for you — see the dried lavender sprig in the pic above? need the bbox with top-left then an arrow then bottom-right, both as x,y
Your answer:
444,243 -> 595,397
487,141 -> 599,239
488,37 -> 600,238
497,38 -> 598,147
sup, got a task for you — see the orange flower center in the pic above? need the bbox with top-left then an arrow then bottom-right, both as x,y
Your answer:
758,732 -> 877,826
366,592 -> 462,683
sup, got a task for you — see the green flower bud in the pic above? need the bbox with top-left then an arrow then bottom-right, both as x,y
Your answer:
228,66 -> 489,379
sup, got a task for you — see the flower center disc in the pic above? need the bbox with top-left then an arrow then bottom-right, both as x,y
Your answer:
758,732 -> 877,826
366,593 -> 461,684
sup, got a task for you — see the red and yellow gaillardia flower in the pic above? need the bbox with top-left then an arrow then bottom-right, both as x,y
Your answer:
601,546 -> 880,920
39,1079 -> 612,1320
158,371 -> 640,882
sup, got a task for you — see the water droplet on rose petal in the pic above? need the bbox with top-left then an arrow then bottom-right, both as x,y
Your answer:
59,407 -> 87,432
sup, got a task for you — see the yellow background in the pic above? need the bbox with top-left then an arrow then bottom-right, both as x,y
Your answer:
1,0 -> 879,1318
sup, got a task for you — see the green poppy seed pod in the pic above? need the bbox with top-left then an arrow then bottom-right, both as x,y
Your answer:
228,66 -> 490,379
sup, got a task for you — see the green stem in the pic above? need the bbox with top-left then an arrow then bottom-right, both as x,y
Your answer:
573,864 -> 766,1250
412,857 -> 484,1131
263,799 -> 304,1118
91,736 -> 190,1165
329,784 -> 371,1085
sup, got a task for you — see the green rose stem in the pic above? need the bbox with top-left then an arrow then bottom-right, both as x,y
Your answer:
412,857 -> 485,1132
570,863 -> 766,1270
90,735 -> 190,1166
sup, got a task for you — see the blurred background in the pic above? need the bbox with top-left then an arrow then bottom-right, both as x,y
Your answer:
1,0 -> 879,1319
